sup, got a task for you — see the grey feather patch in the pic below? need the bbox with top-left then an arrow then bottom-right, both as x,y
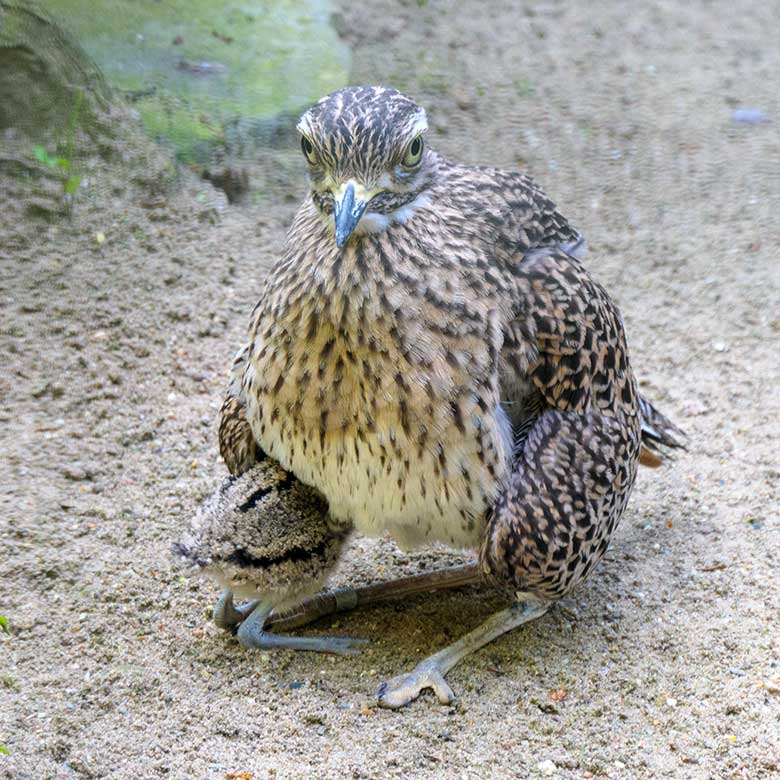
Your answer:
174,462 -> 350,608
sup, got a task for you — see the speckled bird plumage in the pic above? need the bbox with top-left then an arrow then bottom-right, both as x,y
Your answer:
175,461 -> 349,610
218,86 -> 683,653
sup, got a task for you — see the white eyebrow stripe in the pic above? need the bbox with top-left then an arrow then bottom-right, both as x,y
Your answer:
407,111 -> 428,138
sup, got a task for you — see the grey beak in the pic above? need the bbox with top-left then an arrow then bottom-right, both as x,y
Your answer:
334,182 -> 368,248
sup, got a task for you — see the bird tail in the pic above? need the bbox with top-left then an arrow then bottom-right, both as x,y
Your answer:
638,394 -> 687,468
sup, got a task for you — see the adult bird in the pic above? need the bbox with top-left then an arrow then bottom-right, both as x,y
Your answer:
218,86 -> 685,708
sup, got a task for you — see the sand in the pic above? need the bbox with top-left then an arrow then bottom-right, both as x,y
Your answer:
1,1 -> 778,778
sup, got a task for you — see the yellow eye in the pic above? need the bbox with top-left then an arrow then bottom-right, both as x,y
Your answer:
403,135 -> 424,167
301,136 -> 318,165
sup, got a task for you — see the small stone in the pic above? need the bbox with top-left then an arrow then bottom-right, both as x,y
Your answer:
31,381 -> 50,399
731,108 -> 768,125
681,398 -> 708,416
537,759 -> 557,776
666,697 -> 677,707
62,465 -> 88,481
532,697 -> 559,714
453,88 -> 475,111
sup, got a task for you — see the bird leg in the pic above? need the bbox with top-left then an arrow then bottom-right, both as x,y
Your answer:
267,562 -> 483,631
376,599 -> 549,709
225,598 -> 368,656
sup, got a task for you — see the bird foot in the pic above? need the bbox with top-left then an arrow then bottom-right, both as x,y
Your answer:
376,600 -> 549,709
212,590 -> 259,631
376,660 -> 455,709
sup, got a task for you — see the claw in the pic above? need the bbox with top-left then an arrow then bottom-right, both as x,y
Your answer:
376,662 -> 455,709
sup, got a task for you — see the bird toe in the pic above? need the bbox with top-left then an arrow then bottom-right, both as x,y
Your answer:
376,664 -> 455,709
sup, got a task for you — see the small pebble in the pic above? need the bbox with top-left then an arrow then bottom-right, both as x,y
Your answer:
62,465 -> 88,481
728,668 -> 746,676
453,88 -> 475,111
537,759 -> 557,776
731,108 -> 768,125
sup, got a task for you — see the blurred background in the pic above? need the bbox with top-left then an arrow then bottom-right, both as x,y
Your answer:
1,1 -> 778,778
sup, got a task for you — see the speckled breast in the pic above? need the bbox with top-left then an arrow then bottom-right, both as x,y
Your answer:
243,234 -> 514,550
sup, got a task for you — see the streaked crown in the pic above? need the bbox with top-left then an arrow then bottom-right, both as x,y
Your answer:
297,86 -> 428,183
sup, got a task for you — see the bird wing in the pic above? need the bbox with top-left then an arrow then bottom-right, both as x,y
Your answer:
499,245 -> 639,444
218,342 -> 260,476
516,172 -> 586,255
500,245 -> 685,467
519,247 -> 636,417
441,161 -> 585,256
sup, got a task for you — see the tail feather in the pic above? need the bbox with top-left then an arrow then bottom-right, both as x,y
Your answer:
638,394 -> 687,465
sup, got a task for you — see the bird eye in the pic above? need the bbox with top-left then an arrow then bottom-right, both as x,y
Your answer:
301,136 -> 318,165
402,135 -> 424,168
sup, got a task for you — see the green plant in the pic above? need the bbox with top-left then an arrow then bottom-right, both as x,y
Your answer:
31,88 -> 83,212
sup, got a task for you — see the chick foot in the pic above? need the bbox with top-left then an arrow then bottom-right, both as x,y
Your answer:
236,601 -> 368,656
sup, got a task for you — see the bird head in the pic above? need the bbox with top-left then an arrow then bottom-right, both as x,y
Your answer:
297,86 -> 435,247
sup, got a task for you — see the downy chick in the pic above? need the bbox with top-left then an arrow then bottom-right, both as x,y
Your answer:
174,460 -> 365,655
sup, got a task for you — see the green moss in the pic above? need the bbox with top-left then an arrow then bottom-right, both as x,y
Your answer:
45,0 -> 350,160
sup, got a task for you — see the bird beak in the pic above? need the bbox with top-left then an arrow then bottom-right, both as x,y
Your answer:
333,181 -> 373,247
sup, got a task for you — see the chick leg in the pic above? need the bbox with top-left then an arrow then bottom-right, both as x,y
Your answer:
236,600 -> 368,656
376,599 -> 549,708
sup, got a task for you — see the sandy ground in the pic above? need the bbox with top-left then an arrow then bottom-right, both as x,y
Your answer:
2,1 -> 779,778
